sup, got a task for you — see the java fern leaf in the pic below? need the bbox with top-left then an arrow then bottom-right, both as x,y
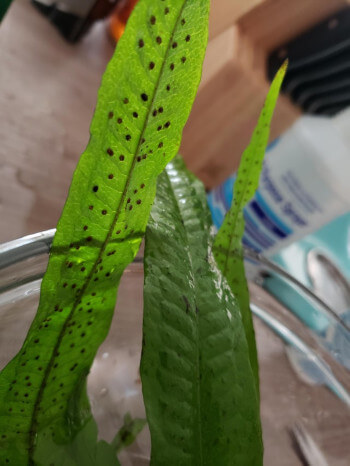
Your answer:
0,0 -> 210,464
213,61 -> 288,395
141,155 -> 263,466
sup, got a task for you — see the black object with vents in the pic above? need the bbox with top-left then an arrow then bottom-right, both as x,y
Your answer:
268,7 -> 350,116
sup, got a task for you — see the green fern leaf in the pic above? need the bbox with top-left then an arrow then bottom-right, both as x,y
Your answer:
141,155 -> 263,465
0,0 -> 210,463
213,62 -> 288,394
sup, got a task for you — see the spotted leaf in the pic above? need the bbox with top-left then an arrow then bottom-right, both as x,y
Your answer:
213,61 -> 288,395
0,0 -> 210,464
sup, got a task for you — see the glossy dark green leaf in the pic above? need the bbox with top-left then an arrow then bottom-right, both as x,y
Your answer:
0,0 -> 210,463
141,156 -> 263,465
213,62 -> 288,394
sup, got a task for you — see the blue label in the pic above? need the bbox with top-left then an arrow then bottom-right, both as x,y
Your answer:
207,168 -> 294,253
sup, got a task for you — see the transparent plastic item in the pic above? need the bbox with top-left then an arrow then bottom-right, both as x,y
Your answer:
208,109 -> 350,257
1,231 -> 350,464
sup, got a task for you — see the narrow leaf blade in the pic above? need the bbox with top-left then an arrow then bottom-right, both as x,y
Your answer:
141,156 -> 263,465
0,0 -> 210,463
213,62 -> 288,393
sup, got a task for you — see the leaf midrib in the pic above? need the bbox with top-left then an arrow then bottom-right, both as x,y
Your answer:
162,168 -> 204,465
28,2 -> 188,462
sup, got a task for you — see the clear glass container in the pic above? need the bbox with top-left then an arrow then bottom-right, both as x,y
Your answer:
1,230 -> 349,465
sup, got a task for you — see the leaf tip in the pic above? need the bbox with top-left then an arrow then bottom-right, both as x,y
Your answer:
279,59 -> 289,77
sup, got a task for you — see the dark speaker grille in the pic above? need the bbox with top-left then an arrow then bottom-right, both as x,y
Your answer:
268,7 -> 350,116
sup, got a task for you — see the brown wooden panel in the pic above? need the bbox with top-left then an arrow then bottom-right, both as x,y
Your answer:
181,25 -> 300,188
208,0 -> 263,39
238,0 -> 348,52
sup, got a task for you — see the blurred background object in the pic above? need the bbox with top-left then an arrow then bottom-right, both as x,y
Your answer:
182,0 -> 350,187
268,7 -> 350,117
31,0 -> 120,42
109,0 -> 138,42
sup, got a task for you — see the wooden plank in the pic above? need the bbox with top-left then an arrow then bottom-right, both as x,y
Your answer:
238,0 -> 348,52
208,0 -> 264,39
181,25 -> 300,188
